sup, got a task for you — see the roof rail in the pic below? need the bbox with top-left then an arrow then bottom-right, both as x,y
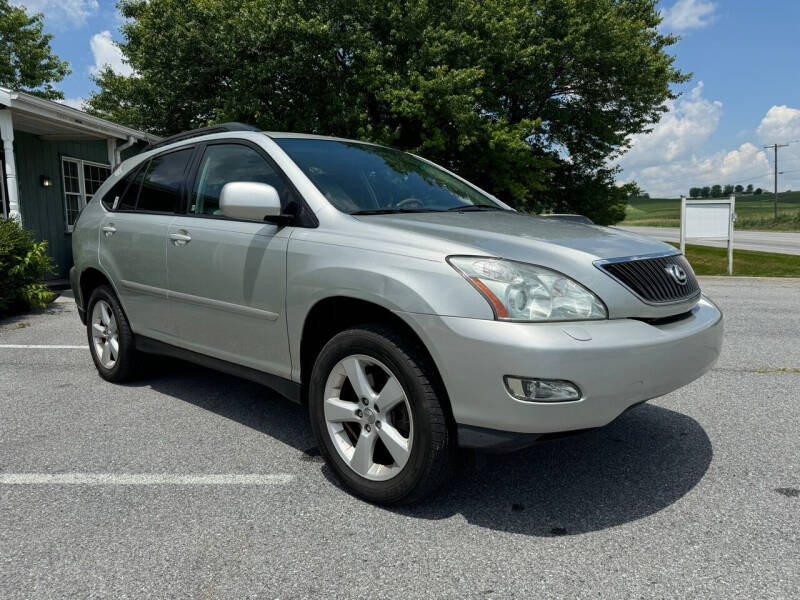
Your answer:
147,122 -> 260,150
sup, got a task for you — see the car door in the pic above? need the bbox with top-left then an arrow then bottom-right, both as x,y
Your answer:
166,141 -> 293,379
98,147 -> 193,341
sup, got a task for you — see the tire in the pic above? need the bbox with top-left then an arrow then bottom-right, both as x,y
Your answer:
309,323 -> 455,504
86,284 -> 139,382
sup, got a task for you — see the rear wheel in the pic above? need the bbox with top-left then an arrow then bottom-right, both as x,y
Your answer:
86,285 -> 138,382
309,324 -> 455,504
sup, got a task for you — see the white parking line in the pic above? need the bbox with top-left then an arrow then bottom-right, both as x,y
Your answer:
0,473 -> 294,485
0,344 -> 89,349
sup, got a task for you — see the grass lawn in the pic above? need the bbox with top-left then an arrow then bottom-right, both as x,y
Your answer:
668,243 -> 800,277
622,192 -> 800,231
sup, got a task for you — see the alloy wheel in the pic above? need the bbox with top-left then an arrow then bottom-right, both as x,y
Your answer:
91,299 -> 119,369
323,354 -> 413,481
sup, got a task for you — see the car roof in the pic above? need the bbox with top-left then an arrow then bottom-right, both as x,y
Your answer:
262,131 -> 384,147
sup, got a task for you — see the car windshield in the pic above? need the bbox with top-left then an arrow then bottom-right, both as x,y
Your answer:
274,138 -> 504,214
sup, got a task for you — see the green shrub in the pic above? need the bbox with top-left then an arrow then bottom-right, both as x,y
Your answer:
0,218 -> 54,316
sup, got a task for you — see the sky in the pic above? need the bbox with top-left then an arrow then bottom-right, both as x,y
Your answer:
10,0 -> 800,198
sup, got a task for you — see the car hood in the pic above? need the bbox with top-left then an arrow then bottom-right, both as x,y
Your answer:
341,210 -> 696,319
353,210 -> 674,262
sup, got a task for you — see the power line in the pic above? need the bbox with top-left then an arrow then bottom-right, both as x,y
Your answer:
771,153 -> 800,168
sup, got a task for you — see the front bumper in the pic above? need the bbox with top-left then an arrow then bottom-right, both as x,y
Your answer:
399,297 -> 723,442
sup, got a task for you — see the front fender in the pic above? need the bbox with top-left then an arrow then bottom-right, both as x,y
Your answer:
285,235 -> 493,381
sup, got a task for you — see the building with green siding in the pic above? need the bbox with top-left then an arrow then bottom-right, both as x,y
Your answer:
0,86 -> 159,280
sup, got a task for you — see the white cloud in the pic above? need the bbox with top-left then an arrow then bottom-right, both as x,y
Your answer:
755,105 -> 800,142
90,30 -> 133,77
615,85 -> 799,197
9,0 -> 99,27
621,82 -> 721,170
56,97 -> 87,111
660,0 -> 716,32
622,144 -> 772,198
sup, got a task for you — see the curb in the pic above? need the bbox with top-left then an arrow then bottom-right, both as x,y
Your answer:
698,275 -> 800,283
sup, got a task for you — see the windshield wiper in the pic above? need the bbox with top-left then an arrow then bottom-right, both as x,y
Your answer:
447,204 -> 503,212
351,208 -> 438,215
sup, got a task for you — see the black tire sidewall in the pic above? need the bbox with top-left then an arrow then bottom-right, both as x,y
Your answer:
309,327 -> 444,503
86,285 -> 133,381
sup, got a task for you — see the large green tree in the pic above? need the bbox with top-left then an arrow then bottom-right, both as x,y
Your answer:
0,0 -> 69,99
89,0 -> 686,224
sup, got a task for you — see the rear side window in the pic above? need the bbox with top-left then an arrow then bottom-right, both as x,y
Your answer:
136,148 -> 193,213
103,165 -> 141,211
117,165 -> 147,211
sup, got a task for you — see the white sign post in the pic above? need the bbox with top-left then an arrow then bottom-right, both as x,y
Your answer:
680,195 -> 736,275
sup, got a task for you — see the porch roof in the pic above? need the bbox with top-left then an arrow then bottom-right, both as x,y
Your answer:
0,86 -> 160,144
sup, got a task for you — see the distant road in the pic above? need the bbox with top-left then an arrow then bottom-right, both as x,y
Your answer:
617,226 -> 800,256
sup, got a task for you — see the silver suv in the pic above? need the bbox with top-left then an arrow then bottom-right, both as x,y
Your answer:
70,123 -> 723,503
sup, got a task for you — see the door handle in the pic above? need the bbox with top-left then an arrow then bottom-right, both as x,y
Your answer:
170,231 -> 192,246
102,224 -> 117,237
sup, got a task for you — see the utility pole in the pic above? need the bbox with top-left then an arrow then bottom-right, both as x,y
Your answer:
764,143 -> 788,219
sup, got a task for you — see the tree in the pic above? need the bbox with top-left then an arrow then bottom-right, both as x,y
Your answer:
0,1 -> 69,99
710,184 -> 722,198
536,164 -> 629,224
746,184 -> 753,193
701,186 -> 711,198
723,184 -> 734,195
734,184 -> 743,193
689,187 -> 701,198
754,187 -> 763,195
88,0 -> 687,225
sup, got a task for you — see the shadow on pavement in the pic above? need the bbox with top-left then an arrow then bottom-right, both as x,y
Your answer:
136,358 -> 712,537
129,357 -> 315,455
391,403 -> 712,536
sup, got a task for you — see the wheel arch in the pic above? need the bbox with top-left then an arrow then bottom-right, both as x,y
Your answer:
79,267 -> 115,309
77,267 -> 131,327
299,296 -> 454,423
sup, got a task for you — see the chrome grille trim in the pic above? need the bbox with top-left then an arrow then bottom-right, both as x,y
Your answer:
594,251 -> 701,306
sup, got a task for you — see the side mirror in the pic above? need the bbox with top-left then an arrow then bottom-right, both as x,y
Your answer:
220,182 -> 282,222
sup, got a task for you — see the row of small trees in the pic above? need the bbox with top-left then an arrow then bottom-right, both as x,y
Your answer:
688,184 -> 763,198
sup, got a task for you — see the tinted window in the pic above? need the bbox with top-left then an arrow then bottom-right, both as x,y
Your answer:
116,165 -> 146,211
191,144 -> 287,216
137,149 -> 192,213
274,138 -> 500,214
103,166 -> 139,211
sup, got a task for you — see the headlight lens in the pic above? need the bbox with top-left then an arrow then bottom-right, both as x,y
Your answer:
448,256 -> 607,322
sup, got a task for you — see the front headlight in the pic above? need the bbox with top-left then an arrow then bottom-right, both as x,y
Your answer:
448,256 -> 607,322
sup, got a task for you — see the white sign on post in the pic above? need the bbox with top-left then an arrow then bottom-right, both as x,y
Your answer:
680,195 -> 735,275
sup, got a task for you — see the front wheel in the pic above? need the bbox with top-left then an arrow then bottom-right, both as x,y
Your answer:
309,324 -> 455,504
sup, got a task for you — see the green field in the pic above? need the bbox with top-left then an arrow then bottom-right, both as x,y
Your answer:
622,192 -> 800,231
668,243 -> 800,277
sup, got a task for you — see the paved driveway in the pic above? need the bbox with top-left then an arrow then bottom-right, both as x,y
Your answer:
1,280 -> 798,599
617,226 -> 800,256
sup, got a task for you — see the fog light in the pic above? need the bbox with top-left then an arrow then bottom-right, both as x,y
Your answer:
504,376 -> 581,402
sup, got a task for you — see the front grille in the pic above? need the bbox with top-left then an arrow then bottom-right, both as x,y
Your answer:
597,253 -> 700,304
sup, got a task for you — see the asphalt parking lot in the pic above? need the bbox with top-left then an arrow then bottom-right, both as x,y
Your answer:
1,278 -> 798,599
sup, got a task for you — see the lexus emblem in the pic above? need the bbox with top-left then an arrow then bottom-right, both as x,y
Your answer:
665,264 -> 688,285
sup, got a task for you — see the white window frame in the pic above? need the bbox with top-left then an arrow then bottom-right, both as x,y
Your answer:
61,156 -> 111,232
